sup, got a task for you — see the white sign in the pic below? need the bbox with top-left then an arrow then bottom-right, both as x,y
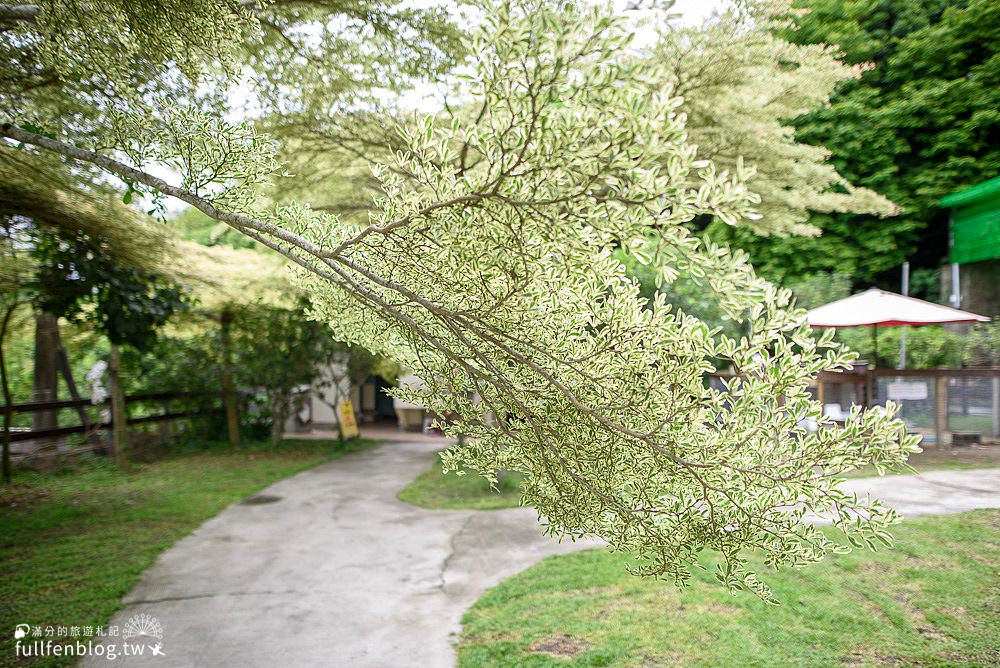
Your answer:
887,380 -> 929,401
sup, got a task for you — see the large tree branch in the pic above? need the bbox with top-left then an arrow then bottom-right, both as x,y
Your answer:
0,1 -> 263,26
0,124 -> 720,479
0,123 -> 328,258
0,3 -> 39,23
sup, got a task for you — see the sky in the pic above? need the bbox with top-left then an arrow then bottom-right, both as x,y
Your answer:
160,0 -> 730,214
670,0 -> 728,25
395,0 -> 730,110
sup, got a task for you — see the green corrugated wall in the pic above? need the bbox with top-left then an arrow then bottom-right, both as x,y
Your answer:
941,176 -> 1000,265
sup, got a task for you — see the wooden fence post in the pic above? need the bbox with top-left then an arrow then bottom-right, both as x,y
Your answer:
220,309 -> 240,449
32,312 -> 60,435
992,376 -> 999,439
159,399 -> 172,444
865,366 -> 874,408
934,372 -> 949,449
108,344 -> 129,469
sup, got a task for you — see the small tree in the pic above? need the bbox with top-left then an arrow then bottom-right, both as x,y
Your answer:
232,303 -> 328,443
29,225 -> 186,467
314,342 -> 401,440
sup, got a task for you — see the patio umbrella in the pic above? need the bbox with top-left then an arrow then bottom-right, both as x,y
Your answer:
807,288 -> 990,367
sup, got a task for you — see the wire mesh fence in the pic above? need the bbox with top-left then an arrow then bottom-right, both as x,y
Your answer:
711,366 -> 1000,446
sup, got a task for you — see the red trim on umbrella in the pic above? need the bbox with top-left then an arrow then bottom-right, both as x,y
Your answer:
811,318 -> 987,328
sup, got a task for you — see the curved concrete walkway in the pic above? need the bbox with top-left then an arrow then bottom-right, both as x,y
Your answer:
84,440 -> 1000,667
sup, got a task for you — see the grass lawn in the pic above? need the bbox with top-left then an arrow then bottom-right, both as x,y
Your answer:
400,446 -> 1000,511
458,510 -> 1000,668
397,458 -> 524,510
0,437 -> 375,668
845,445 -> 1000,479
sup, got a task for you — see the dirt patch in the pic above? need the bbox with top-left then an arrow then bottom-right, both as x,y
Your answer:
0,484 -> 53,508
528,633 -> 591,659
850,591 -> 892,624
640,651 -> 687,667
892,593 -> 951,643
941,605 -> 967,621
840,652 -> 920,666
841,650 -> 912,666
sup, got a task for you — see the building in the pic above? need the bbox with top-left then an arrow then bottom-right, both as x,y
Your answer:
941,176 -> 1000,317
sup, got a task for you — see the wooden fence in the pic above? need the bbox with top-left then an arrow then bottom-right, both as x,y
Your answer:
1,391 -> 224,444
713,366 -> 1000,446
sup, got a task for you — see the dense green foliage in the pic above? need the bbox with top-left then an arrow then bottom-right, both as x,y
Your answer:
0,437 -> 375,668
30,227 -> 186,347
118,302 -> 373,441
231,303 -> 332,441
652,0 -> 895,239
717,0 -> 1000,283
459,510 -> 1000,667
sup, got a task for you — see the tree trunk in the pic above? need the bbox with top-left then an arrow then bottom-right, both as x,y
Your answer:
56,345 -> 100,448
270,394 -> 287,445
220,309 -> 240,449
32,311 -> 60,432
1,303 -> 18,483
108,344 -> 129,469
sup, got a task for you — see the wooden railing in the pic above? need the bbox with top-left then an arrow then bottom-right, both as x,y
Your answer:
710,366 -> 1000,445
1,391 -> 224,443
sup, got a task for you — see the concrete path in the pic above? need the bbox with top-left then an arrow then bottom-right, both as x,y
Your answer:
83,439 -> 591,668
832,467 -> 1000,522
83,440 -> 1000,668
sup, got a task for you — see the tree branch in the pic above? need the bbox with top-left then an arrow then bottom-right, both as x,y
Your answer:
0,3 -> 39,23
0,123 -> 327,259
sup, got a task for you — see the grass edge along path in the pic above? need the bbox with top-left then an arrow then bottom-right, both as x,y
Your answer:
458,510 -> 1000,668
0,437 -> 376,668
398,447 -> 1000,512
397,457 -> 524,510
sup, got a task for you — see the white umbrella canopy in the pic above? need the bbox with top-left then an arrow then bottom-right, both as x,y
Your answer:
807,288 -> 990,329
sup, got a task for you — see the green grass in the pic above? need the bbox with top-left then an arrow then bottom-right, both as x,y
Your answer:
401,447 -> 1000,509
459,510 -> 1000,668
0,437 -> 376,668
902,411 -> 996,435
844,445 -> 1000,479
397,457 -> 525,510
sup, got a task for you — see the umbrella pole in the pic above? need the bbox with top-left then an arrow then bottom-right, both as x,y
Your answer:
871,326 -> 878,368
870,327 -> 878,407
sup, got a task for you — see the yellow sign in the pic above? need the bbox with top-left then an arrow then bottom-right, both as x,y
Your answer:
338,399 -> 360,439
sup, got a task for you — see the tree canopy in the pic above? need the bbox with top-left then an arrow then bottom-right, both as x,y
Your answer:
651,0 -> 895,239
0,0 -> 920,600
720,0 -> 1000,283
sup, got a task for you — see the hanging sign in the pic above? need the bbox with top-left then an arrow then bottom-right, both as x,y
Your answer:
886,380 -> 929,401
